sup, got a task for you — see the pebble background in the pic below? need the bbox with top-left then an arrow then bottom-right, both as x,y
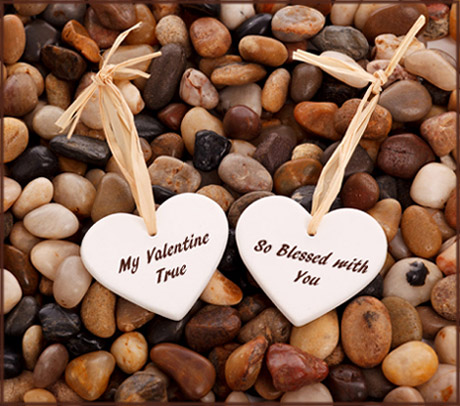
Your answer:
2,2 -> 458,403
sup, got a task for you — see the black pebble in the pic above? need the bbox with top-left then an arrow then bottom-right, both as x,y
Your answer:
193,130 -> 231,171
406,261 -> 429,286
376,175 -> 398,200
135,114 -> 167,142
396,178 -> 414,210
322,143 -> 374,177
357,275 -> 383,299
4,211 -> 13,240
9,146 -> 59,185
182,3 -> 220,16
43,3 -> 87,27
291,185 -> 342,213
49,134 -> 111,167
422,80 -> 451,106
39,303 -> 81,342
23,20 -> 60,62
5,296 -> 39,337
152,185 -> 176,204
218,228 -> 243,273
315,74 -> 362,106
4,342 -> 22,379
66,331 -> 107,357
234,13 -> 272,42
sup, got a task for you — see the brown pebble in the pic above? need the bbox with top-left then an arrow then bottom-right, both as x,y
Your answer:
150,132 -> 184,162
238,35 -> 288,67
228,191 -> 274,228
211,63 -> 266,86
274,158 -> 322,196
116,297 -> 155,333
262,68 -> 291,113
341,172 -> 379,211
190,17 -> 231,58
158,103 -> 189,132
4,73 -> 38,117
91,3 -> 136,30
62,19 -> 101,63
416,305 -> 455,339
3,371 -> 35,402
4,15 -> 26,64
294,102 -> 341,141
33,344 -> 69,388
197,185 -> 234,212
444,191 -> 456,229
431,274 -> 457,321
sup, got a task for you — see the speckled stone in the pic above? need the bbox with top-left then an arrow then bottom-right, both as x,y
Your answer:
271,6 -> 325,42
431,274 -> 456,321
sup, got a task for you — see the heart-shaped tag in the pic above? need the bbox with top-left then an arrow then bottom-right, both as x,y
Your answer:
236,196 -> 387,327
81,193 -> 228,320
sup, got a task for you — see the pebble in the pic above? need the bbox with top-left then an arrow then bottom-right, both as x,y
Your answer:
291,185 -> 340,214
225,391 -> 249,403
125,4 -> 157,46
150,343 -> 216,400
193,131 -> 231,171
4,15 -> 26,64
219,83 -> 262,116
311,26 -> 369,60
48,379 -> 83,402
281,382 -> 333,403
361,366 -> 394,399
292,143 -> 323,162
420,112 -> 456,157
239,35 -> 288,67
12,177 -> 54,220
144,44 -> 186,111
66,332 -> 106,358
294,101 -> 340,141
290,64 -> 322,103
157,103 -> 189,132
220,3 -> 255,29
381,296 -> 423,348
4,118 -> 29,163
254,365 -> 281,400
3,270 -> 22,314
290,310 -> 339,360
22,325 -> 43,370
84,7 -> 119,49
116,298 -> 155,333
180,69 -> 219,110
14,2 -> 47,16
382,341 -> 438,386
330,3 -> 359,26
326,364 -> 368,402
33,344 -> 69,388
150,132 -> 184,161
4,212 -> 14,241
155,15 -> 190,55
417,363 -> 456,402
91,173 -> 135,222
273,158 -> 322,196
234,13 -> 272,42
200,270 -> 243,305
228,191 -> 274,228
38,303 -> 81,342
116,80 -> 145,115
49,135 -> 111,167
32,105 -> 66,140
223,105 -> 261,141
266,343 -> 329,392
417,305 -> 455,340
262,68 -> 290,113
181,107 -> 224,155
377,133 -> 435,179
3,371 -> 35,402
237,294 -> 271,323
81,282 -> 117,338
115,370 -> 167,402
23,388 -> 57,403
341,172 -> 379,211
225,336 -> 268,391
208,342 -> 239,398
379,80 -> 432,123
4,73 -> 39,117
218,153 -> 273,194
5,343 -> 22,379
437,239 -> 457,275
41,45 -> 87,81
62,20 -> 100,63
23,20 -> 59,63
434,325 -> 456,365
135,115 -> 167,142
43,3 -> 87,27
23,203 -> 79,240
53,256 -> 92,309
65,351 -> 116,401
211,62 -> 266,86
334,99 -> 392,141
190,17 -> 231,58
431,274 -> 456,321
196,185 -> 234,212
384,386 -> 424,402
271,6 -> 325,41
3,178 -> 21,213
110,332 -> 148,374
185,304 -> 241,352
405,49 -> 456,91
3,244 -> 39,296
148,156 -> 201,193
53,173 -> 96,218
91,3 -> 136,30
30,240 -> 80,280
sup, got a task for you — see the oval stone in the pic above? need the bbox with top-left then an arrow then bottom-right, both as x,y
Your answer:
111,332 -> 148,374
4,74 -> 39,117
431,274 -> 456,321
294,102 -> 340,141
190,17 -> 231,58
274,158 -> 322,196
4,15 -> 26,64
417,363 -> 456,403
4,117 -> 29,163
34,344 -> 69,388
271,6 -> 325,41
238,35 -> 288,67
53,173 -> 96,218
290,64 -> 323,103
434,326 -> 456,365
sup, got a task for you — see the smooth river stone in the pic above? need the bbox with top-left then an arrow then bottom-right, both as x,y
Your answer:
4,74 -> 39,117
4,117 -> 29,163
10,222 -> 42,256
180,68 -> 218,110
22,325 -> 43,370
34,344 -> 69,388
281,382 -> 333,403
4,15 -> 26,64
434,325 -> 456,365
197,185 -> 235,212
401,205 -> 442,258
379,80 -> 432,122
290,64 -> 323,103
150,343 -> 216,400
116,297 -> 155,332
330,3 -> 359,25
53,173 -> 96,218
410,163 -> 456,209
273,158 -> 322,196
81,282 -> 116,338
326,364 -> 368,402
53,256 -> 92,309
417,363 -> 456,402
341,296 -> 392,368
23,203 -> 79,239
383,258 -> 443,307
200,270 -> 243,306
12,177 -> 53,219
405,49 -> 456,91
220,3 -> 255,29
190,17 -> 231,58
290,310 -> 339,360
23,388 -> 56,403
3,244 -> 39,296
115,370 -> 167,402
238,35 -> 288,67
420,112 -> 456,157
111,332 -> 148,374
271,6 -> 325,42
238,307 -> 290,344
225,336 -> 268,391
31,240 -> 80,280
39,303 -> 81,342
41,45 -> 87,81
384,386 -> 424,403
218,153 -> 273,194
210,62 -> 266,87
431,274 -> 456,321
65,351 -> 116,401
3,270 -> 22,314
148,156 -> 201,193
3,371 -> 35,402
382,341 -> 438,386
32,105 -> 66,140
294,102 -> 340,141
3,178 -> 21,212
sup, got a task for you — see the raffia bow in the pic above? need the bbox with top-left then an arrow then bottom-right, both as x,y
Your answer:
55,23 -> 161,236
292,15 -> 426,235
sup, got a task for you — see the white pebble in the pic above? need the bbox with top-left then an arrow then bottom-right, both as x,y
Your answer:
12,177 -> 54,219
330,3 -> 359,26
3,269 -> 22,314
220,3 -> 255,30
32,105 -> 65,140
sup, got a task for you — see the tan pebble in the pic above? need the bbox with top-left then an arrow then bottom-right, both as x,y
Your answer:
155,15 -> 190,56
81,282 -> 117,338
12,177 -> 54,219
22,325 -> 44,370
291,143 -> 323,161
45,73 -> 73,110
290,310 -> 339,360
3,15 -> 26,64
225,391 -> 250,403
211,63 -> 266,87
48,379 -> 83,402
9,222 -> 42,255
434,325 -> 456,365
3,117 -> 29,163
3,269 -> 22,314
281,383 -> 333,403
190,17 -> 232,58
3,371 -> 34,402
7,62 -> 44,96
324,343 -> 345,367
116,297 -> 155,332
4,73 -> 39,117
30,240 -> 80,281
53,173 -> 96,218
436,240 -> 456,276
382,341 -> 438,386
431,274 -> 456,321
3,177 -> 21,211
126,4 -> 157,46
383,386 -> 424,403
62,19 -> 101,63
262,68 -> 290,113
199,54 -> 242,77
401,205 -> 442,258
85,168 -> 106,188
367,199 -> 401,242
417,363 -> 456,402
200,270 -> 243,306
32,105 -> 66,140
116,80 -> 145,114
239,35 -> 288,67
196,185 -> 234,212
230,140 -> 256,157
23,388 -> 57,403
14,2 -> 47,16
426,208 -> 455,242
58,156 -> 87,176
111,332 -> 148,374
254,365 -> 282,400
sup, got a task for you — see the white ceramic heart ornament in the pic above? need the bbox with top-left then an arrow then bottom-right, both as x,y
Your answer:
236,195 -> 387,327
81,193 -> 228,320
